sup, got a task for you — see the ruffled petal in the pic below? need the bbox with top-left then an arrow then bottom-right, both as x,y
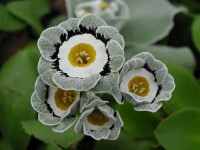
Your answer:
134,102 -> 162,113
58,18 -> 80,32
84,125 -> 111,140
91,72 -> 119,93
38,27 -> 67,61
111,34 -> 125,49
31,92 -> 50,115
41,69 -> 57,87
38,113 -> 60,126
107,128 -> 121,140
155,73 -> 175,103
96,26 -> 119,40
52,115 -> 78,133
133,52 -> 168,85
35,76 -> 47,101
38,57 -> 54,75
52,72 -> 101,91
78,14 -> 107,29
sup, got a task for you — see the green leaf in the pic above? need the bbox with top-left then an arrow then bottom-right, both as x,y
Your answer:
7,0 -> 50,34
22,120 -> 83,148
94,131 -> 136,150
0,138 -> 12,150
117,103 -> 159,138
155,108 -> 200,150
164,62 -> 200,113
125,45 -> 196,72
122,0 -> 183,46
0,43 -> 40,149
0,4 -> 26,31
192,16 -> 200,52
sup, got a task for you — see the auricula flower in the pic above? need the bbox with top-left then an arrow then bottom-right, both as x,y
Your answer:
75,94 -> 123,140
112,52 -> 175,112
38,14 -> 125,92
31,76 -> 80,132
74,0 -> 129,30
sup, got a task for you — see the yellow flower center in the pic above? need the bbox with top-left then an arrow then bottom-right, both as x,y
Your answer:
100,2 -> 108,10
68,43 -> 96,67
87,109 -> 109,126
54,88 -> 78,110
128,76 -> 150,97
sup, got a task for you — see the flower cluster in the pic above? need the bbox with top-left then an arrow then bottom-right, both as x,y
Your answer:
73,0 -> 129,30
31,14 -> 175,140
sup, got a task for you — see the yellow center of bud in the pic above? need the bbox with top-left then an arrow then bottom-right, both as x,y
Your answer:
68,43 -> 96,67
128,76 -> 150,97
54,89 -> 78,110
100,2 -> 109,10
87,109 -> 109,126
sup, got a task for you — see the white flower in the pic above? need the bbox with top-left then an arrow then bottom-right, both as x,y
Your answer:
75,94 -> 123,140
31,76 -> 80,132
74,0 -> 130,30
111,52 -> 175,112
38,14 -> 125,92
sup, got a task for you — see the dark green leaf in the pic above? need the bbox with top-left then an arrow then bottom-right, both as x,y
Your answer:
0,43 -> 39,149
22,120 -> 83,148
94,131 -> 135,150
155,108 -> 200,150
192,16 -> 200,53
0,4 -> 26,31
0,138 -> 12,150
7,0 -> 50,34
164,62 -> 200,113
117,103 -> 159,138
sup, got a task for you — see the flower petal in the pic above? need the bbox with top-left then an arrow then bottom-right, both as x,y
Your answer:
107,40 -> 124,56
78,14 -> 107,29
120,58 -> 145,81
110,86 -> 123,104
52,115 -> 78,133
38,27 -> 67,61
84,99 -> 108,110
113,111 -> 124,128
38,57 -> 54,75
155,73 -> 175,103
83,124 -> 111,140
134,52 -> 168,84
91,73 -> 119,93
41,69 -> 57,87
35,76 -> 47,101
110,55 -> 125,72
38,113 -> 60,126
40,26 -> 67,44
96,26 -> 119,40
111,34 -> 125,49
107,128 -> 121,140
58,18 -> 80,32
74,108 -> 94,133
134,102 -> 162,113
80,92 -> 92,112
37,37 -> 57,61
52,72 -> 101,91
31,92 -> 50,115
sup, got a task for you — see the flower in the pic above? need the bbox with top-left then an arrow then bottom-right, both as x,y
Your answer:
31,76 -> 80,132
38,14 -> 125,92
112,52 -> 175,112
74,0 -> 129,30
75,94 -> 123,140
